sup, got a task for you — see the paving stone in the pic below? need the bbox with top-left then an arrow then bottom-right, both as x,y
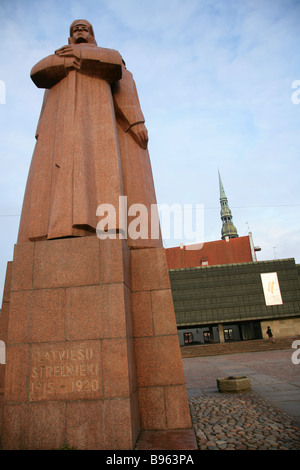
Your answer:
189,391 -> 300,450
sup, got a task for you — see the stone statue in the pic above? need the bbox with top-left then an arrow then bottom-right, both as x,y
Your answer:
18,19 -> 161,248
2,22 -> 192,450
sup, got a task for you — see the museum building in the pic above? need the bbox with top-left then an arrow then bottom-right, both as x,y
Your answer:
166,173 -> 300,345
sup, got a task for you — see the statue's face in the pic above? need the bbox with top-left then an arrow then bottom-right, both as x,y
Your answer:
72,22 -> 91,43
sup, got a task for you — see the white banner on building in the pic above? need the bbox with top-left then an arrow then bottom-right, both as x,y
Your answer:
260,272 -> 283,306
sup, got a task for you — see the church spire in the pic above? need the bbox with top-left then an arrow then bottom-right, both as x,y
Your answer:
218,171 -> 238,240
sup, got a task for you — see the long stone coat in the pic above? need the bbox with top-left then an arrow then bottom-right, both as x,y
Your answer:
17,43 -> 162,248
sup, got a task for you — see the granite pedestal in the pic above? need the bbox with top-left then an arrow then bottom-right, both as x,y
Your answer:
1,236 -> 192,449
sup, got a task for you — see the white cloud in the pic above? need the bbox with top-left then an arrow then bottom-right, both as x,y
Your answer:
0,0 -> 300,303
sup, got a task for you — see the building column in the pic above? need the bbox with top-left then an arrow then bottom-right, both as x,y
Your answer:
218,324 -> 225,343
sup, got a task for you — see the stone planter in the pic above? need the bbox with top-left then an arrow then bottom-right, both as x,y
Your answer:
217,376 -> 251,393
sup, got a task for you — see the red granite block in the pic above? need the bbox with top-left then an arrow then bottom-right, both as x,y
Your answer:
124,284 -> 134,338
102,338 -> 131,398
165,385 -> 192,429
26,401 -> 65,449
2,403 -> 28,449
138,386 -> 166,429
30,288 -> 65,343
102,398 -> 136,449
129,390 -> 141,444
135,428 -> 198,450
131,291 -> 153,337
10,243 -> 34,292
0,302 -> 10,345
135,336 -> 185,388
126,336 -> 138,393
100,238 -> 131,288
0,364 -> 5,390
33,236 -> 100,289
66,398 -> 134,450
2,402 -> 65,450
9,289 -> 65,344
66,284 -> 127,340
151,289 -> 178,336
131,248 -> 171,291
2,261 -> 13,303
4,344 -> 30,403
66,400 -> 105,450
7,291 -> 31,343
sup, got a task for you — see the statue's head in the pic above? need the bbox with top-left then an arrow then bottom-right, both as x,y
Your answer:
69,19 -> 97,45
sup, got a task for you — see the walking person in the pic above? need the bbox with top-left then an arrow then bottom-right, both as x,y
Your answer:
266,326 -> 275,343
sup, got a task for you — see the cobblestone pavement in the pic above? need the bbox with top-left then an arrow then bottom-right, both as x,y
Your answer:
189,392 -> 300,450
183,349 -> 300,450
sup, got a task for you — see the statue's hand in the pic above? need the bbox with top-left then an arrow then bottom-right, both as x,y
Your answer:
128,123 -> 148,150
55,45 -> 81,69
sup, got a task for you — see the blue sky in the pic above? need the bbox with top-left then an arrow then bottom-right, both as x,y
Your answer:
0,0 -> 300,302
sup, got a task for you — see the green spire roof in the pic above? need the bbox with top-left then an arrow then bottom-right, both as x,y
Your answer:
218,171 -> 239,240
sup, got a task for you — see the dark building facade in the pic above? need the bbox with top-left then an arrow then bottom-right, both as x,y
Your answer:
169,258 -> 300,346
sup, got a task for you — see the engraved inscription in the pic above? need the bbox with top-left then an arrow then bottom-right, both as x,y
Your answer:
29,342 -> 102,402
